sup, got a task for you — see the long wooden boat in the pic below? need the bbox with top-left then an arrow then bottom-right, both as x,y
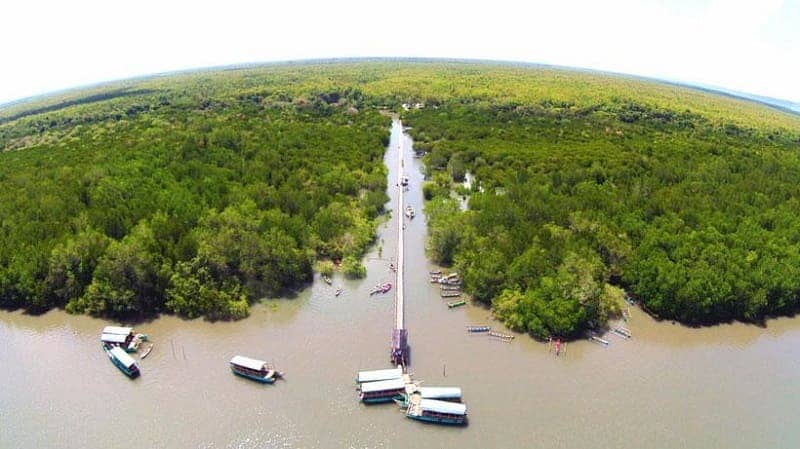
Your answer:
229,355 -> 282,384
590,335 -> 609,346
441,291 -> 461,298
488,331 -> 514,341
612,327 -> 632,338
440,285 -> 461,291
359,378 -> 407,403
355,367 -> 403,384
447,299 -> 466,308
104,344 -> 140,378
406,395 -> 467,425
466,326 -> 491,333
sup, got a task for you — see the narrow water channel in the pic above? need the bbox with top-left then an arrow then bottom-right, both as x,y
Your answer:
2,120 -> 800,449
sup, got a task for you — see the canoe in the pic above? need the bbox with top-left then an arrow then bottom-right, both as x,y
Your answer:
447,300 -> 466,309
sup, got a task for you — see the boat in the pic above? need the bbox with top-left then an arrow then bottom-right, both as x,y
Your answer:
441,291 -> 461,298
466,326 -> 491,333
395,386 -> 464,407
590,335 -> 609,346
370,282 -> 392,295
429,270 -> 443,275
100,326 -> 145,353
322,275 -> 333,285
359,378 -> 407,403
103,344 -> 140,378
405,395 -> 467,425
612,327 -> 632,338
140,343 -> 154,358
356,367 -> 403,384
488,331 -> 514,341
335,287 -> 342,297
405,206 -> 415,219
229,355 -> 283,384
400,176 -> 409,187
447,299 -> 466,308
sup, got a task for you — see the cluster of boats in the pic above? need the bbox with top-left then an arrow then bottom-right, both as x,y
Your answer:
101,326 -> 285,384
100,326 -> 151,378
355,367 -> 467,425
430,271 -> 466,308
370,282 -> 393,295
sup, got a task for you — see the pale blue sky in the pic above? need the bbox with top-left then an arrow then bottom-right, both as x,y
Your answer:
1,0 -> 798,105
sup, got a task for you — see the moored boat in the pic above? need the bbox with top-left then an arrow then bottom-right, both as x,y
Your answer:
359,378 -> 407,403
104,344 -> 140,378
399,387 -> 463,406
406,395 -> 467,425
140,343 -> 154,358
229,355 -> 282,384
100,326 -> 145,353
322,275 -> 333,285
441,291 -> 461,298
612,327 -> 632,338
356,367 -> 403,384
466,326 -> 491,333
488,331 -> 514,341
405,206 -> 415,219
447,299 -> 466,308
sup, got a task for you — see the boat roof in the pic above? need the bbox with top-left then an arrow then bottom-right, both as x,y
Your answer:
102,326 -> 132,335
230,355 -> 267,371
360,378 -> 406,393
419,398 -> 467,415
109,346 -> 137,368
357,367 -> 403,383
100,333 -> 128,344
419,387 -> 462,399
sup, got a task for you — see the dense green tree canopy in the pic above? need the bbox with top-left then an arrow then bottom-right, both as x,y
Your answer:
2,60 -> 799,333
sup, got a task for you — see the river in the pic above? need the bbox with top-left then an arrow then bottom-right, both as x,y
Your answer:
2,120 -> 800,449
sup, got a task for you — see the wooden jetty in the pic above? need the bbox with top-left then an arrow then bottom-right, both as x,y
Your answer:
390,129 -> 409,367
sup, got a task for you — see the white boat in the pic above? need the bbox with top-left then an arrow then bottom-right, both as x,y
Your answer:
230,355 -> 282,383
406,396 -> 467,425
405,206 -> 415,219
359,378 -> 407,403
356,367 -> 403,384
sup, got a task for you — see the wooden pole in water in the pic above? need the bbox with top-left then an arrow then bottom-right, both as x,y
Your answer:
443,363 -> 447,377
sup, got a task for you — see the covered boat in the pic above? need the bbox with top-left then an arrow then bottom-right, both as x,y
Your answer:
356,367 -> 403,384
405,206 -> 415,219
104,345 -> 140,378
396,387 -> 463,406
229,355 -> 282,384
406,396 -> 467,425
100,326 -> 144,353
359,378 -> 406,403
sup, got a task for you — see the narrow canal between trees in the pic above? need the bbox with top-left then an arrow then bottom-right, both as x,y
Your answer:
2,120 -> 800,448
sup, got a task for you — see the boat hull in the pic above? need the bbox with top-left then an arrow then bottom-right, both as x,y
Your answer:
407,414 -> 467,425
231,368 -> 277,384
361,396 -> 399,404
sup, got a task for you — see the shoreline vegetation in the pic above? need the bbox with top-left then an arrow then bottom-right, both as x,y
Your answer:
2,61 -> 800,338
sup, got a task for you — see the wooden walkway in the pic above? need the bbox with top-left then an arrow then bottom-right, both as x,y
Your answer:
391,122 -> 409,366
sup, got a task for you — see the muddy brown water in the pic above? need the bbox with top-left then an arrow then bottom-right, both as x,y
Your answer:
2,120 -> 800,448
